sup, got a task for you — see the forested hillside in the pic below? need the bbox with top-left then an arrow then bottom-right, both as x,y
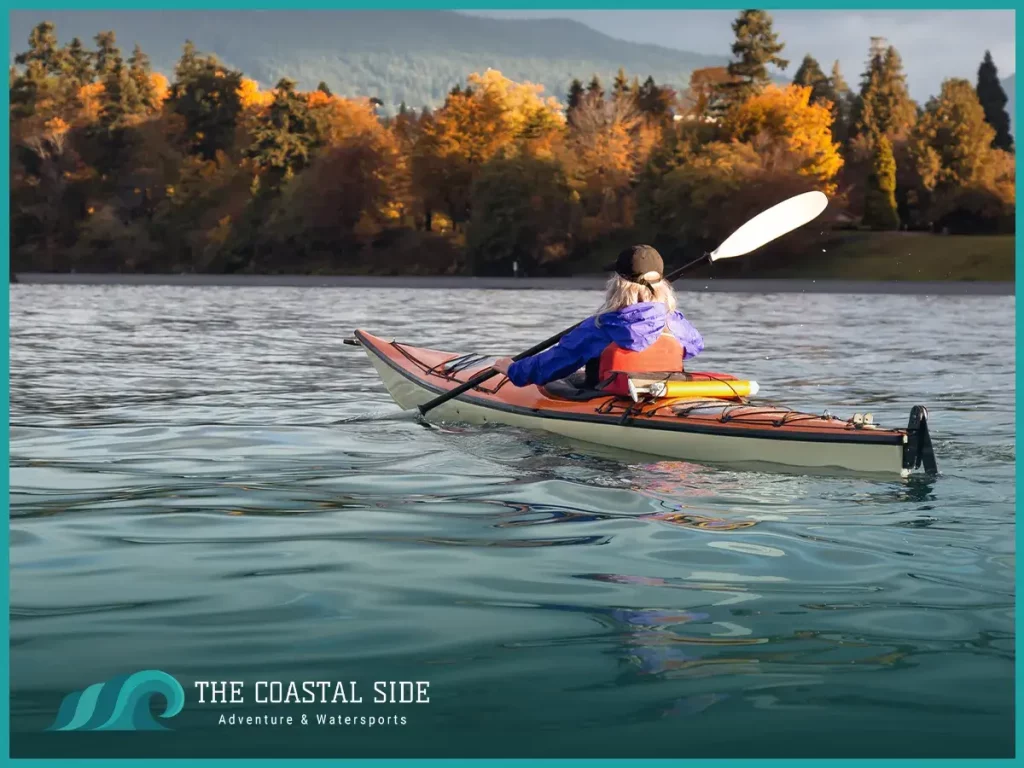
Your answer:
10,11 -> 727,112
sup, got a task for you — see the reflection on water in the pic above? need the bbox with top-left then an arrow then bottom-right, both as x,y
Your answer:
9,285 -> 1015,758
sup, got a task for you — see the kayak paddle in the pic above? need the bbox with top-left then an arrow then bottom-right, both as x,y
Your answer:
379,190 -> 829,421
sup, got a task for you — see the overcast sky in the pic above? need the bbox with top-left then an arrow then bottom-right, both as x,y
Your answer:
464,10 -> 1015,102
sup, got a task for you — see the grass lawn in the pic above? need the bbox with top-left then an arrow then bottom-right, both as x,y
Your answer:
765,231 -> 1015,282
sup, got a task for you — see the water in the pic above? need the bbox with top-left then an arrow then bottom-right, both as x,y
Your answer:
10,284 -> 1015,758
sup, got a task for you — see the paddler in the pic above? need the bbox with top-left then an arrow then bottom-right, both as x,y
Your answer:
492,245 -> 703,394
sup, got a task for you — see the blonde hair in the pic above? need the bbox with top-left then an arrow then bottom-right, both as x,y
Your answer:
598,271 -> 677,315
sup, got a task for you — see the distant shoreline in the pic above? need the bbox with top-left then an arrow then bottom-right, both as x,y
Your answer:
11,273 -> 1015,295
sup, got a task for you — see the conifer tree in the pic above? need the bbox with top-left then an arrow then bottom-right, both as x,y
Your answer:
863,135 -> 900,230
851,38 -> 917,146
976,50 -> 1013,152
721,10 -> 788,106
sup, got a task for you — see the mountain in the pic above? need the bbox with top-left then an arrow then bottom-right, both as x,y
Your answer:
9,10 -> 727,113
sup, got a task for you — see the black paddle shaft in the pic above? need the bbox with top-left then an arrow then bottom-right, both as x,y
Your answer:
416,254 -> 709,416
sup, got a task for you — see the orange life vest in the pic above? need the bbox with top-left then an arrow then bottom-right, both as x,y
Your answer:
596,332 -> 685,396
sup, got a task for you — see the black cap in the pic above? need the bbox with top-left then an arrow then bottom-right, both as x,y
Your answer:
607,244 -> 664,284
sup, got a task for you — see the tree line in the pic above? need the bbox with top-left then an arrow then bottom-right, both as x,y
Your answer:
10,11 -> 1015,277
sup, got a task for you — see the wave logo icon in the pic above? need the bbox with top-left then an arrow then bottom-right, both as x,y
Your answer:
47,670 -> 185,731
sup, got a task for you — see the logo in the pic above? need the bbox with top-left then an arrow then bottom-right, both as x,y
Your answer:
47,669 -> 185,731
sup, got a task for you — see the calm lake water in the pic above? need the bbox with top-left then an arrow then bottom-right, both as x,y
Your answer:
9,284 -> 1016,758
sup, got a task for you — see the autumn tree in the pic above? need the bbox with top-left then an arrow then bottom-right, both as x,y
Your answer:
412,70 -> 563,231
721,84 -> 843,191
976,51 -> 1013,152
563,93 -> 656,234
681,66 -> 734,119
909,78 -> 1013,231
466,155 -> 577,274
261,103 -> 407,266
863,135 -> 900,230
720,10 -> 788,108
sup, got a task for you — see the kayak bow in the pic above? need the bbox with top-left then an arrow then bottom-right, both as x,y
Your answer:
351,330 -> 938,476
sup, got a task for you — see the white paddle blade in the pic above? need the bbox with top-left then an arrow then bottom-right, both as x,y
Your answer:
709,191 -> 829,261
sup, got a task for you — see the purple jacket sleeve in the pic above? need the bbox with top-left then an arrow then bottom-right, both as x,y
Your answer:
506,320 -> 608,387
669,311 -> 704,360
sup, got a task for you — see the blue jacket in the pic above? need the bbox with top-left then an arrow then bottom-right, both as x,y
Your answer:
506,302 -> 704,387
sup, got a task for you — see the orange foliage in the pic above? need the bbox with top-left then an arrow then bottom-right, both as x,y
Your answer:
237,78 -> 274,111
417,69 -> 564,168
306,90 -> 332,109
722,84 -> 843,191
313,96 -> 386,146
150,73 -> 170,104
44,117 -> 70,136
465,69 -> 564,142
77,82 -> 105,124
681,66 -> 736,118
562,98 -> 656,229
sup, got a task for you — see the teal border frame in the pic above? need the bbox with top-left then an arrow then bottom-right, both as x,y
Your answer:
3,2 -> 1018,765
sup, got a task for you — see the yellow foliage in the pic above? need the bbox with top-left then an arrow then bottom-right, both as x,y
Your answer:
466,69 -> 564,139
77,82 -> 105,124
722,84 -> 843,191
306,91 -> 332,109
315,96 -> 386,146
44,117 -> 69,136
416,69 -> 564,170
150,73 -> 170,104
237,78 -> 274,110
561,98 -> 656,229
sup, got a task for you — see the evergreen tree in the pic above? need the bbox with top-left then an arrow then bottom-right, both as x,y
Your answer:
317,81 -> 333,97
93,30 -> 119,79
612,67 -> 630,100
721,10 -> 788,106
100,53 -> 135,130
15,22 -> 62,74
863,135 -> 900,230
566,78 -> 585,111
168,41 -> 244,160
244,78 -> 323,193
852,38 -> 917,146
64,37 -> 95,87
11,22 -> 63,118
793,54 -> 832,106
976,50 -> 1013,152
587,75 -> 604,106
829,60 -> 853,133
637,76 -> 674,121
127,43 -> 156,113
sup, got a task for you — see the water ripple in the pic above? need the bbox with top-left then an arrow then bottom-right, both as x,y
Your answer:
9,285 -> 1014,758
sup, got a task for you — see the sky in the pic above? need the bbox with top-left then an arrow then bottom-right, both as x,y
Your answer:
463,10 -> 1015,102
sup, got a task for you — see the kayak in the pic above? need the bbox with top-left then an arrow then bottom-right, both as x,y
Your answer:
351,330 -> 938,476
